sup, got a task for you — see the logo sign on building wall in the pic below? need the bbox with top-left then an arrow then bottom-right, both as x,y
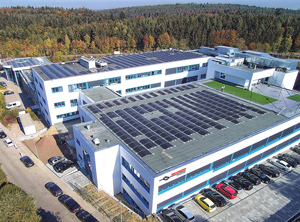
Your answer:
159,168 -> 186,181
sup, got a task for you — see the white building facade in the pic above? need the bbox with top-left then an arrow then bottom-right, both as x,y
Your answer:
73,82 -> 300,217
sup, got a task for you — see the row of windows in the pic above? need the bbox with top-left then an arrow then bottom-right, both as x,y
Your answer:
126,70 -> 162,80
56,111 -> 79,119
158,125 -> 300,194
126,83 -> 161,94
122,157 -> 150,192
68,77 -> 121,92
164,75 -> 201,88
122,188 -> 145,218
122,174 -> 149,208
165,64 -> 200,75
54,99 -> 78,108
157,133 -> 300,211
212,123 -> 300,171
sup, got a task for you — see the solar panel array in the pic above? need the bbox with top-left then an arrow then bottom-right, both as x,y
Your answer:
86,84 -> 267,159
101,51 -> 204,69
8,58 -> 39,68
37,64 -> 81,80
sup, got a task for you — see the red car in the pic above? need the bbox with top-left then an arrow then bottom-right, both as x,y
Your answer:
214,183 -> 237,199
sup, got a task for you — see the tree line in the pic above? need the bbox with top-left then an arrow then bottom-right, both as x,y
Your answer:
0,5 -> 299,62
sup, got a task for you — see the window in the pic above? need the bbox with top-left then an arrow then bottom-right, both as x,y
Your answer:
220,73 -> 226,79
116,90 -> 121,95
52,86 -> 63,93
42,97 -> 47,105
54,101 -> 65,108
186,164 -> 210,180
126,83 -> 161,94
188,64 -> 200,71
177,66 -> 188,73
76,138 -> 81,146
56,111 -> 79,119
70,99 -> 78,107
187,75 -> 198,82
200,74 -> 206,79
126,70 -> 162,80
108,77 -> 121,85
68,82 -> 87,92
39,83 -> 43,90
158,175 -> 185,193
203,62 -> 208,67
184,181 -> 207,196
122,174 -> 149,208
37,91 -> 41,97
121,157 -> 150,192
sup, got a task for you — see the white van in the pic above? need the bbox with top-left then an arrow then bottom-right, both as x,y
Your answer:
6,101 -> 21,110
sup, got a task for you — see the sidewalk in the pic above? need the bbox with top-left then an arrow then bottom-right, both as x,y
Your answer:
0,122 -> 110,222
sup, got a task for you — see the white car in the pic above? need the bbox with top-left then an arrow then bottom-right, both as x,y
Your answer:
4,138 -> 14,147
269,157 -> 292,171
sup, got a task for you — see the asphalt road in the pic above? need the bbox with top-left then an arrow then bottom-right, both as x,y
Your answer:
0,123 -> 109,222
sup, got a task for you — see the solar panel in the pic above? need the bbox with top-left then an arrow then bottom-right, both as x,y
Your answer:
38,66 -> 56,79
120,98 -> 130,104
139,138 -> 156,149
106,111 -> 119,119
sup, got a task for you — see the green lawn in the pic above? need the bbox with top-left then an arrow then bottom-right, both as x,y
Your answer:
287,94 -> 300,102
203,81 -> 277,105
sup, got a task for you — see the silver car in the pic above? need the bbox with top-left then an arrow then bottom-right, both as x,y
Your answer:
170,204 -> 195,222
48,156 -> 65,166
269,157 -> 292,171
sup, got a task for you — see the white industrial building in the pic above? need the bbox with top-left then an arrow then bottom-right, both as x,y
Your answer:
2,46 -> 298,127
1,47 -> 300,217
73,81 -> 300,216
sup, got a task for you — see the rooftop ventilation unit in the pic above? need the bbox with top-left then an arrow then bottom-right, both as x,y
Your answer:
105,138 -> 110,143
86,125 -> 90,130
93,138 -> 100,145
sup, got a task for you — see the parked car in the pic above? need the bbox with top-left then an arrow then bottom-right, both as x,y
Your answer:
76,209 -> 99,222
0,81 -> 7,87
6,101 -> 21,110
48,156 -> 65,166
240,171 -> 261,185
45,182 -> 63,197
58,194 -> 81,213
282,153 -> 300,165
269,157 -> 292,171
195,194 -> 216,212
249,166 -> 271,183
214,183 -> 237,199
3,91 -> 14,95
230,175 -> 253,190
0,131 -> 7,138
222,179 -> 243,193
53,160 -> 74,173
4,138 -> 14,147
160,209 -> 182,222
278,153 -> 299,167
170,204 -> 195,222
258,164 -> 280,178
20,156 -> 34,168
291,146 -> 300,155
202,188 -> 227,207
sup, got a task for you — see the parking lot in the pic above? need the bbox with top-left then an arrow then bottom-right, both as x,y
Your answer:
159,148 -> 300,222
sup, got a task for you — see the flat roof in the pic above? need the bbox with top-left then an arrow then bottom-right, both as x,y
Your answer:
76,81 -> 287,174
3,57 -> 51,69
33,50 -> 206,81
80,87 -> 120,103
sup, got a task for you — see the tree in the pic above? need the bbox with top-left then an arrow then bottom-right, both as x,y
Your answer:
0,184 -> 41,222
64,34 -> 70,53
157,32 -> 171,49
84,34 -> 91,47
143,35 -> 149,49
263,43 -> 271,53
280,37 -> 293,53
248,42 -> 256,50
148,35 -> 155,49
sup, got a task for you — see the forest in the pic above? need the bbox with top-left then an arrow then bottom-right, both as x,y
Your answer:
0,4 -> 299,62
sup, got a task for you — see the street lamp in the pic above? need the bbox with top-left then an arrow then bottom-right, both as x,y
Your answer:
32,136 -> 39,159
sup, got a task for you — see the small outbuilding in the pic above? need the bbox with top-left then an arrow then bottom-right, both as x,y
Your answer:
19,113 -> 36,135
